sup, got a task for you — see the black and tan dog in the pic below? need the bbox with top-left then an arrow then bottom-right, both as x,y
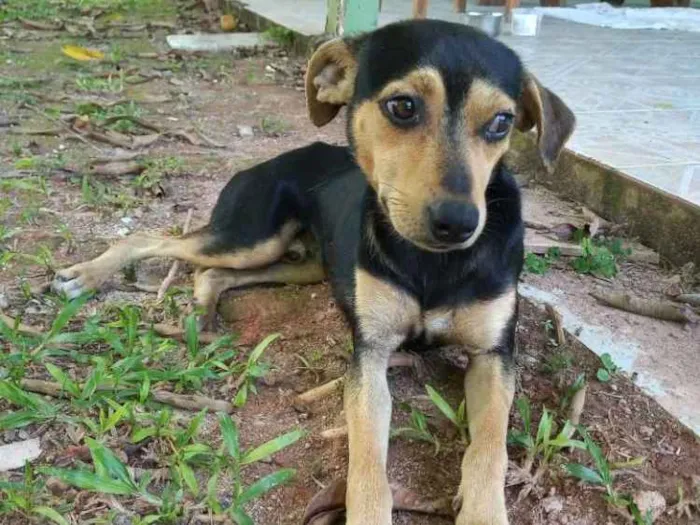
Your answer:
53,19 -> 574,525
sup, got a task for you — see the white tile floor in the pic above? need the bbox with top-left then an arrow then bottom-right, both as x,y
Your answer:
240,0 -> 700,205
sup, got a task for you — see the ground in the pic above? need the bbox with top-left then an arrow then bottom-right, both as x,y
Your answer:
1,2 -> 699,525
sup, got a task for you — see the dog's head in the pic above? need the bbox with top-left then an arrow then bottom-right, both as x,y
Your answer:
305,20 -> 575,252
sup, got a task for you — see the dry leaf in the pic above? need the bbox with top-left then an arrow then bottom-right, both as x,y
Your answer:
549,223 -> 577,241
220,14 -> 238,31
62,44 -> 105,62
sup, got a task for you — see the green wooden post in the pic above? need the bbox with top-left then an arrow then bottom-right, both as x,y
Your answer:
326,0 -> 380,35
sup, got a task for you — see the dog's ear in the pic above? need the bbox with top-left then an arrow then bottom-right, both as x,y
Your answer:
516,74 -> 575,172
305,38 -> 359,127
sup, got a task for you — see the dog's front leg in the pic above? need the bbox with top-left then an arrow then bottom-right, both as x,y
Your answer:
344,269 -> 420,525
344,348 -> 394,525
455,352 -> 514,525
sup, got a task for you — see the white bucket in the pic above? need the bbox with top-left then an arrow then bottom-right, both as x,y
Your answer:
510,12 -> 542,36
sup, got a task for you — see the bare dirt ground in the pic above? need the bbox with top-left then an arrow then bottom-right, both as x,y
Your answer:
1,2 -> 699,525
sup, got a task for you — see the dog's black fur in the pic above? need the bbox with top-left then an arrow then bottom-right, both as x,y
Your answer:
206,139 -> 523,350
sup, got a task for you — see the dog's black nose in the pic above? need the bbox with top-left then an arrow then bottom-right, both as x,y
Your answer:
428,200 -> 479,244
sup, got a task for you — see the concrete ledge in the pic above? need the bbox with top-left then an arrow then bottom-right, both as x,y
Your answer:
227,0 -> 320,55
508,131 -> 700,267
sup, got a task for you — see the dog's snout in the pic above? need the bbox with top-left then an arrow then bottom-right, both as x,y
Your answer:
428,200 -> 479,244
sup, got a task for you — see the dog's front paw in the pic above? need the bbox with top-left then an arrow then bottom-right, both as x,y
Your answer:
453,484 -> 508,525
52,263 -> 104,299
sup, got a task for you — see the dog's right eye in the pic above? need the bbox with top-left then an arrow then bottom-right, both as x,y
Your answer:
383,96 -> 419,126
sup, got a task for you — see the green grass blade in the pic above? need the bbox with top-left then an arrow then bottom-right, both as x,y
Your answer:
86,438 -> 136,489
239,468 -> 296,505
184,314 -> 199,359
536,409 -> 552,446
248,333 -> 280,365
46,295 -> 89,342
425,385 -> 458,425
218,413 -> 240,460
564,463 -> 604,485
0,410 -> 46,430
0,381 -> 45,409
33,506 -> 70,525
45,363 -> 80,397
178,462 -> 199,496
241,429 -> 304,466
515,397 -> 531,434
41,468 -> 135,495
230,508 -> 254,525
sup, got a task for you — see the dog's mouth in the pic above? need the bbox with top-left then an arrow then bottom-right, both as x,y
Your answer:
378,195 -> 478,252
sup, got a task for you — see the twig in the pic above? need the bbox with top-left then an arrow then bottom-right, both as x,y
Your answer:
568,383 -> 587,427
157,209 -> 194,300
590,291 -> 695,324
0,312 -> 44,337
92,160 -> 144,177
544,303 -> 566,346
22,104 -> 104,153
152,323 -> 220,344
294,353 -> 424,409
19,379 -> 232,413
672,293 -> 700,308
294,377 -> 345,407
128,282 -> 161,293
101,115 -> 163,133
320,426 -> 348,440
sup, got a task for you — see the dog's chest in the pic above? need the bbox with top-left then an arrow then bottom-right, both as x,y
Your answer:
411,291 -> 516,352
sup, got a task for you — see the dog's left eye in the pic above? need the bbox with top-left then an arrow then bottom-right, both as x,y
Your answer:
483,113 -> 514,142
384,96 -> 419,126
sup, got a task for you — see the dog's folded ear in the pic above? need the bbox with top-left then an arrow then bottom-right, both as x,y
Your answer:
516,74 -> 576,172
305,38 -> 359,127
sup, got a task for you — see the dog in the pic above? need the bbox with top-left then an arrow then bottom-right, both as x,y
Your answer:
52,19 -> 575,525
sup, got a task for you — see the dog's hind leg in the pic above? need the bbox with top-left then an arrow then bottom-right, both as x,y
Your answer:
52,221 -> 301,299
193,255 -> 326,329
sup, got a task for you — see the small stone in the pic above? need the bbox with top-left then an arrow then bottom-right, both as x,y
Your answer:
237,125 -> 254,138
632,490 -> 666,521
0,293 -> 8,310
121,216 -> 134,225
542,495 -> 564,515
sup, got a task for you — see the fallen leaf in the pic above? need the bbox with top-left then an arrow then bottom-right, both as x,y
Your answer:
0,439 -> 42,471
548,223 -> 578,241
20,18 -> 63,31
62,44 -> 105,62
220,14 -> 238,31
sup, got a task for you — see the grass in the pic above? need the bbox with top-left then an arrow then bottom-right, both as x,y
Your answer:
0,0 -> 176,23
571,237 -> 631,279
524,247 -> 560,275
507,397 -> 585,495
566,426 -> 652,524
425,384 -> 469,444
391,404 -> 441,455
0,297 -> 304,523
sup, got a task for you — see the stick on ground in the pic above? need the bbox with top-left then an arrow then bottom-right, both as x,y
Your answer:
0,313 -> 44,337
157,209 -> 194,300
590,291 -> 695,324
152,323 -> 220,344
20,379 -> 232,413
545,303 -> 566,346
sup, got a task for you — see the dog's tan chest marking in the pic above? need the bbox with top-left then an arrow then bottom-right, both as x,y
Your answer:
423,289 -> 516,351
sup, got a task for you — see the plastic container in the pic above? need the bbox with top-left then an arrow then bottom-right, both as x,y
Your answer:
510,11 -> 542,36
466,12 -> 503,37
